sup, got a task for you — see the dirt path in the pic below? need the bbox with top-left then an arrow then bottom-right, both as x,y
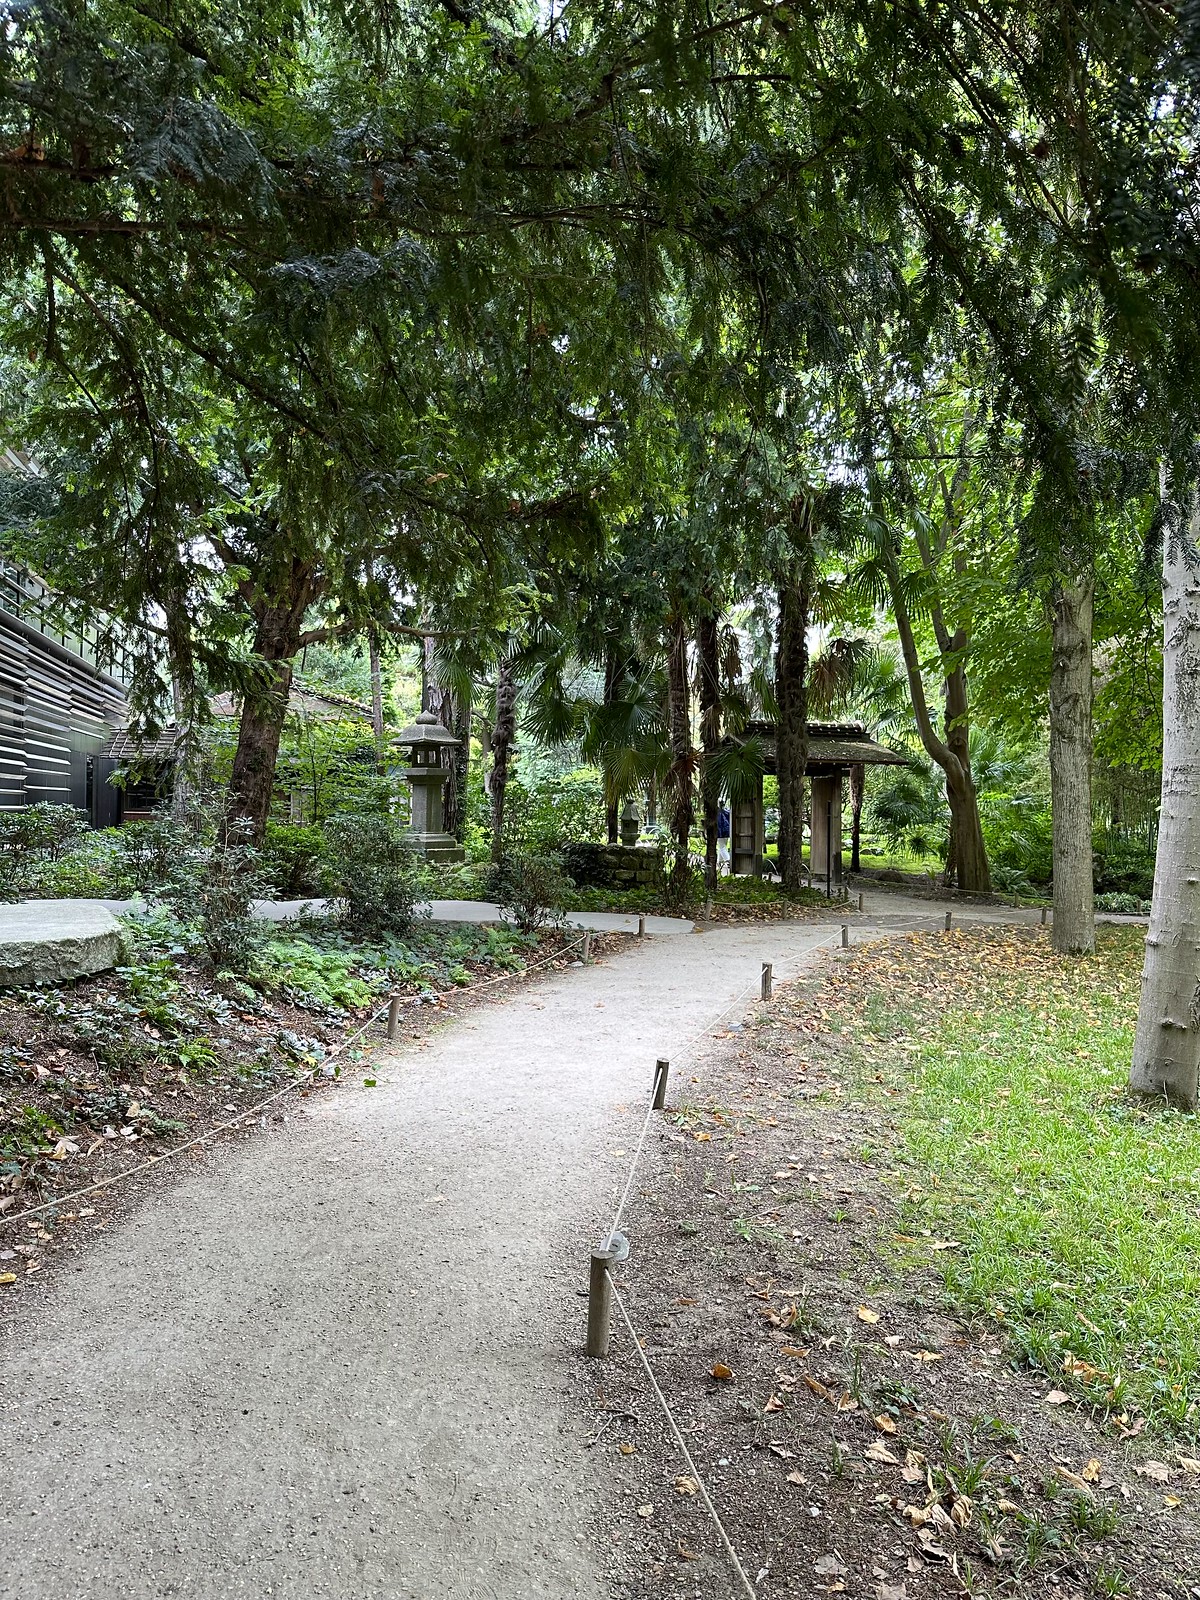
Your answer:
0,896 -> 1033,1599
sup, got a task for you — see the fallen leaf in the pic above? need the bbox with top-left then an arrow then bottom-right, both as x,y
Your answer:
764,1394 -> 785,1414
1082,1458 -> 1102,1482
1178,1455 -> 1200,1475
856,1305 -> 881,1324
1136,1460 -> 1172,1483
676,1542 -> 698,1561
865,1440 -> 900,1465
786,1470 -> 806,1484
675,1476 -> 699,1496
1055,1467 -> 1095,1498
814,1554 -> 848,1578
929,1239 -> 960,1251
802,1375 -> 831,1398
1165,1495 -> 1182,1509
909,1350 -> 943,1363
1044,1389 -> 1071,1405
710,1362 -> 734,1382
874,1414 -> 898,1435
781,1345 -> 809,1358
879,1585 -> 907,1600
0,1272 -> 15,1286
636,1504 -> 654,1519
618,1443 -> 635,1456
694,1132 -> 712,1142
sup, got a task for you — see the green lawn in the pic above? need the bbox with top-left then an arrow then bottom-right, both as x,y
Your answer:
839,926 -> 1200,1438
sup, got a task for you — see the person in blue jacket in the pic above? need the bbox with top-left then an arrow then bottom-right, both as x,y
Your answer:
716,801 -> 731,872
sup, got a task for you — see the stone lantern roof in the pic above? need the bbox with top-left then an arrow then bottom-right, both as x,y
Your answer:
395,709 -> 459,750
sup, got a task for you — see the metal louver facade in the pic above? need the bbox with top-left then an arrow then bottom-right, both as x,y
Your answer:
0,560 -> 128,824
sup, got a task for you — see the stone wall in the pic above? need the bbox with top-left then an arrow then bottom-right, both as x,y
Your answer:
560,841 -> 665,890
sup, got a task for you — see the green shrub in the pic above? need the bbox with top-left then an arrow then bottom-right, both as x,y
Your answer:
488,850 -> 573,931
324,813 -> 419,933
0,803 -> 89,898
167,822 -> 265,974
120,814 -> 198,896
982,800 -> 1054,886
1093,837 -> 1156,901
1096,891 -> 1151,915
261,822 -> 327,898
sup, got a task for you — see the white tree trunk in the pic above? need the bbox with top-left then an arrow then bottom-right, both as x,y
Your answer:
1131,489 -> 1200,1107
1049,576 -> 1095,955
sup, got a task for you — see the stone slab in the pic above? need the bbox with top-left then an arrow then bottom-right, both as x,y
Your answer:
0,899 -> 129,987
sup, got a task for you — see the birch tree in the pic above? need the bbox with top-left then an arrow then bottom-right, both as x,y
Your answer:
1131,481 -> 1200,1108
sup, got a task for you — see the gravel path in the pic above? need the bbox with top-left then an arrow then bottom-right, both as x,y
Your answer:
0,897 -> 1033,1599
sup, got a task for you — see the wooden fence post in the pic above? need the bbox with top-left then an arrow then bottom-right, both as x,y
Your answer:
586,1249 -> 618,1358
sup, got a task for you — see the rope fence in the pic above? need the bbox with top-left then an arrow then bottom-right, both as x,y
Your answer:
586,922 -> 864,1600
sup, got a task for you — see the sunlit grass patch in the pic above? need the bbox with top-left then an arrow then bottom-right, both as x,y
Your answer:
843,926 -> 1200,1438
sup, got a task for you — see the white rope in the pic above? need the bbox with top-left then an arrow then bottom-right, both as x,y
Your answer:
602,930 -> 845,1249
5,928 -> 590,1226
608,1271 -> 759,1600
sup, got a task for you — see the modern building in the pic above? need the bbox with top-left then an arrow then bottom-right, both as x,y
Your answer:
0,555 -> 129,824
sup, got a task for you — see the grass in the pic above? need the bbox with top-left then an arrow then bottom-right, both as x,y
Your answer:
837,925 -> 1200,1438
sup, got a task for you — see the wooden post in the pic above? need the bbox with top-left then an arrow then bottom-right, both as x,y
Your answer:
944,910 -> 953,931
652,1057 -> 669,1111
841,924 -> 849,948
387,993 -> 401,1041
704,895 -> 713,922
858,892 -> 864,912
582,931 -> 592,965
1041,906 -> 1048,925
586,1249 -> 617,1358
761,961 -> 773,1000
638,915 -> 646,939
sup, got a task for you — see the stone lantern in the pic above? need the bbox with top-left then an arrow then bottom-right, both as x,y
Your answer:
396,710 -> 466,863
619,797 -> 641,846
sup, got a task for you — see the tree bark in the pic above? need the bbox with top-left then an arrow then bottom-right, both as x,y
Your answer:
776,570 -> 810,892
885,556 -> 990,891
1131,489 -> 1198,1107
1048,576 -> 1095,954
666,613 -> 694,894
369,632 -> 385,776
849,762 -> 865,873
603,646 -> 619,844
696,606 -> 722,894
226,563 -> 314,844
489,655 -> 518,862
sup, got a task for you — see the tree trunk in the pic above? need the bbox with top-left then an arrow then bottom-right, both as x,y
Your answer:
1049,576 -> 1095,954
169,670 -> 194,824
603,646 -> 619,844
1131,490 -> 1198,1107
490,655 -> 518,862
369,633 -> 385,776
886,557 -> 990,892
666,613 -> 694,894
775,570 -> 810,892
227,568 -> 313,844
849,762 -> 864,873
943,667 -> 990,893
696,606 -> 721,894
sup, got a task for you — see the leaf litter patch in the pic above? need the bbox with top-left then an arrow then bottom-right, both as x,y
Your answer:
583,926 -> 1199,1600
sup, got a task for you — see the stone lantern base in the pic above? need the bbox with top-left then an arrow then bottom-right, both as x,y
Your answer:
405,828 -> 466,864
